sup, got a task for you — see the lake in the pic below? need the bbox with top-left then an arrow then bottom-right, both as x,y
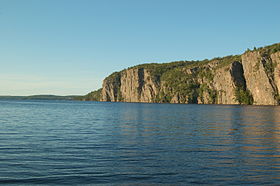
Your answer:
1,100 -> 280,185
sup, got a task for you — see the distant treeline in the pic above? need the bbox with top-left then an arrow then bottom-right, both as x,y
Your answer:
0,95 -> 81,100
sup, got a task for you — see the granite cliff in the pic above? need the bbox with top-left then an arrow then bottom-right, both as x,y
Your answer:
85,43 -> 280,105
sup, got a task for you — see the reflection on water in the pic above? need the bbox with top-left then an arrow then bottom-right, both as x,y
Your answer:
0,100 -> 280,185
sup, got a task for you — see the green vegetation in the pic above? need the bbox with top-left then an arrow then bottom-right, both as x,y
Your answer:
214,55 -> 241,69
234,87 -> 253,105
154,91 -> 172,103
152,55 -> 241,104
262,57 -> 277,77
198,68 -> 214,81
104,71 -> 122,84
198,84 -> 217,104
160,68 -> 199,103
0,96 -> 24,100
259,44 -> 278,78
81,89 -> 102,101
259,43 -> 280,55
132,61 -> 193,82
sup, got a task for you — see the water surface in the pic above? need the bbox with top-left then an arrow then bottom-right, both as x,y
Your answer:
1,100 -> 280,185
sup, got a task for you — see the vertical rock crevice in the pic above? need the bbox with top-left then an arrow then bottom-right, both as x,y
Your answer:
137,68 -> 145,100
271,52 -> 280,103
261,54 -> 279,103
230,61 -> 246,88
230,61 -> 253,105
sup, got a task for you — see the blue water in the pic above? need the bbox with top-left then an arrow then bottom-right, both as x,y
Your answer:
1,100 -> 280,185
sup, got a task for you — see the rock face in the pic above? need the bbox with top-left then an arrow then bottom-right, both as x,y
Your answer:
91,43 -> 280,105
213,61 -> 245,105
101,68 -> 159,102
101,72 -> 121,102
120,68 -> 158,102
242,51 -> 278,105
272,52 -> 280,94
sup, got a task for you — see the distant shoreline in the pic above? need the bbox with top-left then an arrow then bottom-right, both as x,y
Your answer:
0,95 -> 81,101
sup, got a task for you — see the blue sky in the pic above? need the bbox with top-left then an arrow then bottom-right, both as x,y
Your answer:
0,0 -> 279,96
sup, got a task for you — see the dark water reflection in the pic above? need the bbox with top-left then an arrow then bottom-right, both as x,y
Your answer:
0,100 -> 280,185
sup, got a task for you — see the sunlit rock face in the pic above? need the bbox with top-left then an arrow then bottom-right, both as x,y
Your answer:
237,50 -> 280,105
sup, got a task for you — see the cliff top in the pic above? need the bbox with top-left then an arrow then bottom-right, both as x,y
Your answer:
104,42 -> 280,83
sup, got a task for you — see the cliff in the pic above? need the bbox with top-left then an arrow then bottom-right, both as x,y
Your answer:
87,43 -> 280,105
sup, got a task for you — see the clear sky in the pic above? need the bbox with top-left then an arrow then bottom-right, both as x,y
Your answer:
0,0 -> 279,96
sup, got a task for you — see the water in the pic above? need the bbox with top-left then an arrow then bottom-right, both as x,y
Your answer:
1,100 -> 280,185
